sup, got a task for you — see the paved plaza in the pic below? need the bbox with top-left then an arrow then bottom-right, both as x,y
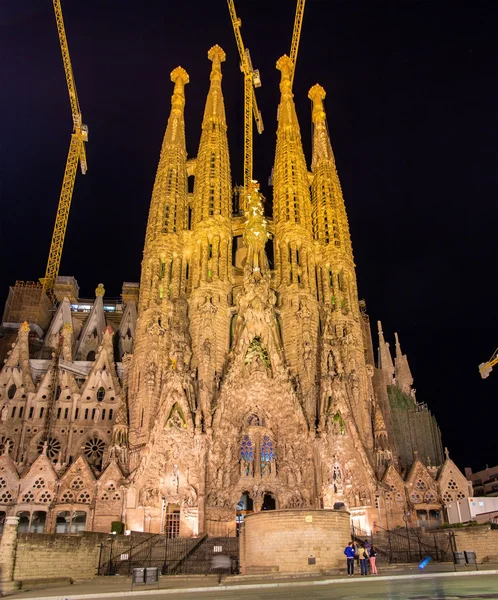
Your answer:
7,570 -> 498,600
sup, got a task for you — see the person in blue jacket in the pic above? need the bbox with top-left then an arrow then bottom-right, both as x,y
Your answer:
344,542 -> 355,576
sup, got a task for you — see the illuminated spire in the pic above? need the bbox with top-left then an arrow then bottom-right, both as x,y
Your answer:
192,45 -> 232,226
273,55 -> 312,233
308,83 -> 353,262
144,66 -> 189,244
140,66 -> 189,312
394,331 -> 414,394
377,320 -> 394,383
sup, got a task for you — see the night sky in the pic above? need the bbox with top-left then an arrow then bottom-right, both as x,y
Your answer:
1,1 -> 496,472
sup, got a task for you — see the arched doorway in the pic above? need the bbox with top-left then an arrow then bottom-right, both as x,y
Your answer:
165,503 -> 180,538
262,493 -> 276,511
236,491 -> 254,536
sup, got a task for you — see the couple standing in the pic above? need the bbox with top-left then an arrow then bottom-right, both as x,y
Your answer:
344,541 -> 377,576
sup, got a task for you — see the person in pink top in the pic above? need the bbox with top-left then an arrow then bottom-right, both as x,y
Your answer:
369,545 -> 378,574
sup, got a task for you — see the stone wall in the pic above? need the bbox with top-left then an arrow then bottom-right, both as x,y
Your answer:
240,509 -> 350,574
10,531 -> 153,582
451,526 -> 498,563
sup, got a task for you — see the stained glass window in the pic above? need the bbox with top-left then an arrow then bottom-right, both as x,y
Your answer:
240,435 -> 253,463
261,436 -> 274,463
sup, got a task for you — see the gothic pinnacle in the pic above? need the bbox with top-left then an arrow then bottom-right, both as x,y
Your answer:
308,84 -> 326,123
394,331 -> 402,358
170,66 -> 189,114
276,55 -> 293,96
208,44 -> 226,81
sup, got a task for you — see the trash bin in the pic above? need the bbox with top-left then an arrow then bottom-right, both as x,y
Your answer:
464,551 -> 477,565
132,568 -> 146,584
145,567 -> 159,584
453,551 -> 466,565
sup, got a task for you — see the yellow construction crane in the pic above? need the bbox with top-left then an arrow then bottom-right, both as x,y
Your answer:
289,0 -> 306,86
40,0 -> 88,300
479,348 -> 498,379
227,0 -> 263,208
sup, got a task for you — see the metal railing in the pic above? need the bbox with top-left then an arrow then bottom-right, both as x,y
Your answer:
351,524 -> 455,564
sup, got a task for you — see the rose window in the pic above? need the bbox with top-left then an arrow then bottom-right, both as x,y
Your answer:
425,491 -> 436,502
33,478 -> 45,489
100,492 -> 109,501
61,491 -> 74,503
107,482 -> 116,491
443,492 -> 453,504
37,437 -> 61,460
22,491 -> 35,503
0,436 -> 14,455
415,479 -> 427,491
410,492 -> 422,503
71,477 -> 84,490
448,479 -> 458,490
39,491 -> 52,503
84,438 -> 105,466
457,490 -> 466,500
112,492 -> 121,501
77,491 -> 91,503
0,490 -> 13,503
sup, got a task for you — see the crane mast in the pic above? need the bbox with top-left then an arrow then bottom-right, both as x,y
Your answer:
40,0 -> 88,300
227,0 -> 263,211
289,0 -> 306,86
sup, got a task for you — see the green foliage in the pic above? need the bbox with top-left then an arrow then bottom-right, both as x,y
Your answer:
111,521 -> 125,534
332,411 -> 346,435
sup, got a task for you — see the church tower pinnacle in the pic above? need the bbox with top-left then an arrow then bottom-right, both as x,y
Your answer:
272,55 -> 319,426
188,45 -> 232,428
309,83 -> 373,448
128,67 -> 190,446
139,67 -> 189,313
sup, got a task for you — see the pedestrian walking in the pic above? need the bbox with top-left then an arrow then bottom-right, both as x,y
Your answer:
369,545 -> 378,574
344,542 -> 355,576
210,553 -> 231,585
358,544 -> 369,576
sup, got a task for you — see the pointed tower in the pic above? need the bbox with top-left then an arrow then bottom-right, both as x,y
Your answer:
377,320 -> 395,384
188,45 -> 233,427
272,55 -> 319,426
309,84 -> 373,447
394,332 -> 414,395
128,66 -> 190,445
139,66 -> 190,311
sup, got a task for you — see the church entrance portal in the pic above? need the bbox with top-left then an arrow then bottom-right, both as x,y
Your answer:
236,492 -> 254,536
165,503 -> 180,538
262,493 -> 276,511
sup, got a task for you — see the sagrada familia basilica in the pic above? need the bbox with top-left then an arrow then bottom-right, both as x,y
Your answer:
0,45 -> 471,537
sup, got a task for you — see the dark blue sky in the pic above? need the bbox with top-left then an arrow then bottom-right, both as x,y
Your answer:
1,0 -> 496,470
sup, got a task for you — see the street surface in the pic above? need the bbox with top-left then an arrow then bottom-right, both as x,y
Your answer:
63,573 -> 498,600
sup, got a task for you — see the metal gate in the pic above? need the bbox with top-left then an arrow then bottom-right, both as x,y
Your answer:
98,534 -> 239,576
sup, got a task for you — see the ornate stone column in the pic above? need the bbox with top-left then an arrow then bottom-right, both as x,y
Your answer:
0,516 -> 21,592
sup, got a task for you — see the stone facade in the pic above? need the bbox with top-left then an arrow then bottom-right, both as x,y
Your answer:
0,46 -> 471,537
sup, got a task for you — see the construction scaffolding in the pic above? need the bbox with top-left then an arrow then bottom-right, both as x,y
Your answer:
2,281 -> 53,332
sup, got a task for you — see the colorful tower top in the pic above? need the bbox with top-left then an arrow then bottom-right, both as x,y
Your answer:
308,83 -> 353,264
192,45 -> 232,228
273,55 -> 312,235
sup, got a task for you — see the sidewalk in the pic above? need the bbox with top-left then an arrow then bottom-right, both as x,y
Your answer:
5,564 -> 498,599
